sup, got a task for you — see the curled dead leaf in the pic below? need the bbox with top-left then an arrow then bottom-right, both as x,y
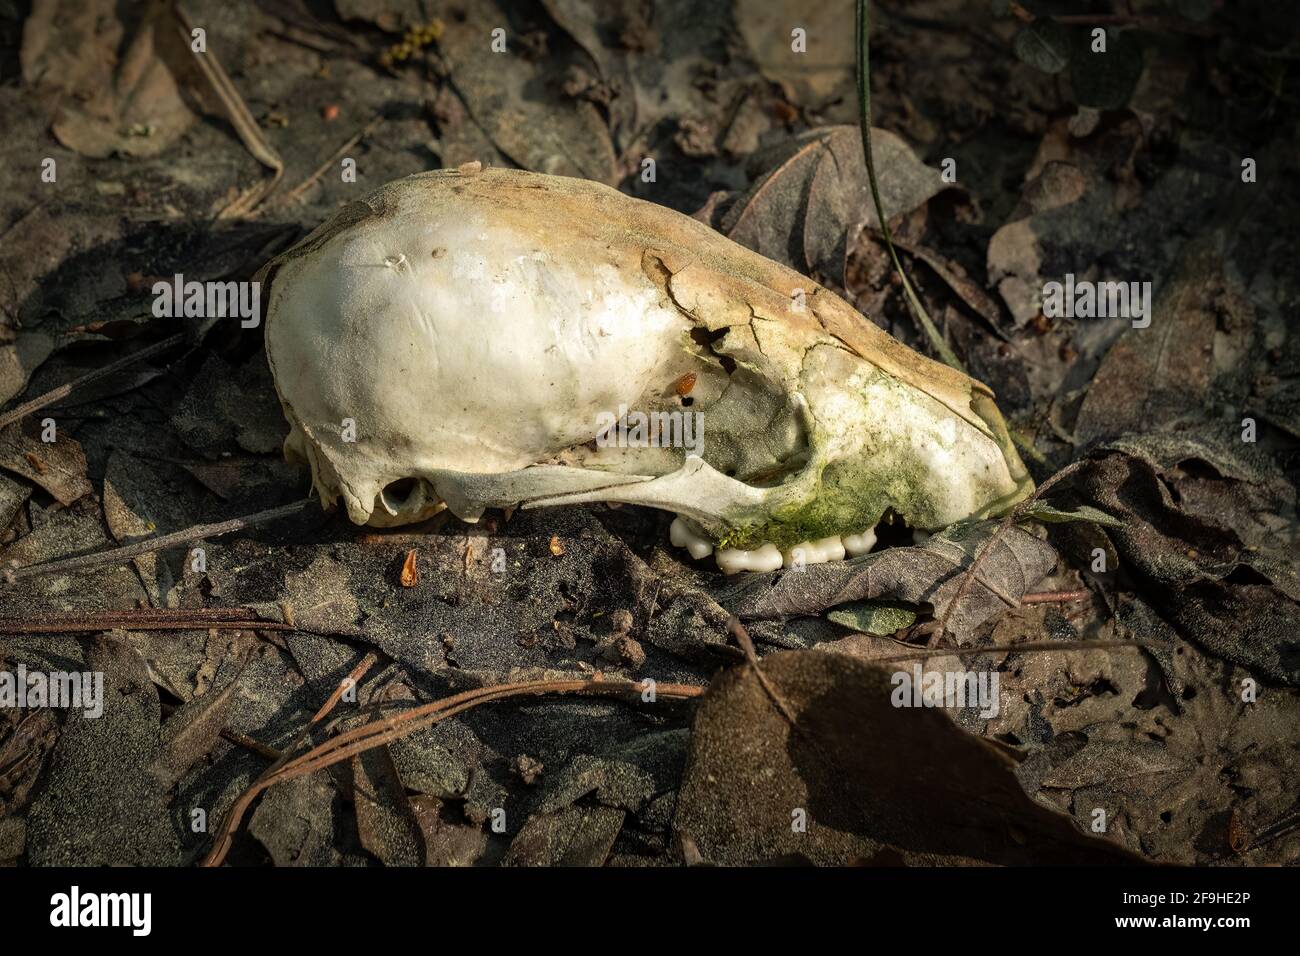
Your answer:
722,126 -> 952,291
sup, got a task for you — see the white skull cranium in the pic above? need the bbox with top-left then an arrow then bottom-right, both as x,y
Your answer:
260,166 -> 1032,573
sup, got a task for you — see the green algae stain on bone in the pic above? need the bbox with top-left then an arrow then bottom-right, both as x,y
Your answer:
712,373 -> 1034,552
717,456 -> 908,551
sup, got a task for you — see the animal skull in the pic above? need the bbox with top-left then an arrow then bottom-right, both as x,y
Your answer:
260,165 -> 1033,573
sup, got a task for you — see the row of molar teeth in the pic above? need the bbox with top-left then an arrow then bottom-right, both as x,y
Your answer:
670,517 -> 882,575
782,536 -> 844,568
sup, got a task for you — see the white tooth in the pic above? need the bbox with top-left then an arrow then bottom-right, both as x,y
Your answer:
782,535 -> 845,568
912,529 -> 931,545
842,528 -> 877,557
669,516 -> 714,559
715,543 -> 783,575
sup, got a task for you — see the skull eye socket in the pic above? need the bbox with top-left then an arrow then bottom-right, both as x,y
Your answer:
380,477 -> 422,513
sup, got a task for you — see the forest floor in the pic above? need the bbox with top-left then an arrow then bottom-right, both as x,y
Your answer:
0,0 -> 1297,866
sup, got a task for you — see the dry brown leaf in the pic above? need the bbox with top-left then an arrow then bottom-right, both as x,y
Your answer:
435,0 -> 616,183
352,745 -> 425,867
0,422 -> 92,506
22,0 -> 195,158
722,127 -> 952,291
674,650 -> 1144,865
735,0 -> 855,117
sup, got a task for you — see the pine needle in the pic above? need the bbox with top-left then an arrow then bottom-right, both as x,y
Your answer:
855,0 -> 965,373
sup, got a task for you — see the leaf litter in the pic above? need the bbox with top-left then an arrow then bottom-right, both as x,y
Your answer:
0,0 -> 1296,868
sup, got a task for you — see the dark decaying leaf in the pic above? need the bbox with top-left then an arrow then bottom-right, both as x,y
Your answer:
435,0 -> 616,183
249,773 -> 357,867
102,450 -> 211,604
880,233 -> 1009,335
410,795 -> 490,867
170,354 -> 289,458
1013,19 -> 1072,75
713,521 -> 1057,640
722,127 -> 951,290
673,651 -> 1143,865
1069,29 -> 1144,111
25,638 -> 182,865
333,0 -> 425,32
0,476 -> 29,537
539,0 -> 708,147
1064,433 -> 1300,685
1075,229 -> 1249,446
535,730 -> 687,815
0,695 -> 60,819
151,661 -> 246,790
985,112 -> 1160,327
503,805 -> 625,866
0,334 -> 56,410
0,423 -> 92,506
352,744 -> 426,867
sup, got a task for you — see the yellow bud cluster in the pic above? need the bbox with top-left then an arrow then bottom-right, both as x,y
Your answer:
378,19 -> 444,68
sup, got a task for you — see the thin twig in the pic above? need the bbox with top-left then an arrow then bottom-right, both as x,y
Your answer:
6,607 -> 258,622
1053,14 -> 1216,38
267,117 -> 384,209
936,460 -> 1088,640
866,638 -> 1151,663
1008,2 -> 1216,37
171,5 -> 284,217
201,651 -> 379,867
202,675 -> 705,866
3,500 -> 313,582
312,653 -> 379,723
0,333 -> 186,432
1020,589 -> 1091,604
856,0 -> 964,372
1247,809 -> 1300,851
727,617 -> 797,726
219,729 -> 282,761
0,607 -> 295,634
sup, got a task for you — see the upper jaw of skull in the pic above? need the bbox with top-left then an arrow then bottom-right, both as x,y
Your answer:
520,451 -> 820,537
289,386 -> 827,543
299,439 -> 821,542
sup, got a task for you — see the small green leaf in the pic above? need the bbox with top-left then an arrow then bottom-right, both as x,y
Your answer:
827,601 -> 917,636
1021,502 -> 1125,529
1013,20 -> 1072,75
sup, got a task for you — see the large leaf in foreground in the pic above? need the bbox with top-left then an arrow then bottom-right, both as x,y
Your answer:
673,651 -> 1143,865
